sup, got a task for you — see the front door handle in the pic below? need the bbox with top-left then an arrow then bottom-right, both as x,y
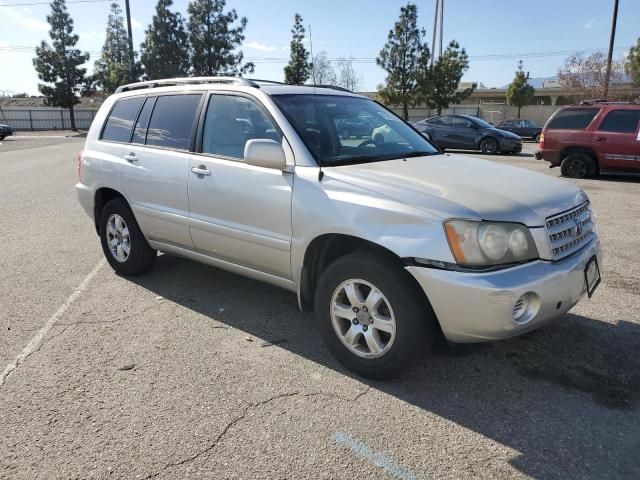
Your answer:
595,136 -> 607,142
123,153 -> 138,163
191,166 -> 211,177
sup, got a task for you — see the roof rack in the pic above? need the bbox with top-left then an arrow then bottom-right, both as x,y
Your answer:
579,98 -> 608,105
115,76 -> 260,93
245,78 -> 286,86
309,84 -> 353,93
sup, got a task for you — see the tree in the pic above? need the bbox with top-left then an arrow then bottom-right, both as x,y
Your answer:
311,51 -> 336,85
506,60 -> 535,118
421,40 -> 473,115
336,56 -> 363,91
284,14 -> 311,85
558,51 -> 624,100
625,37 -> 640,87
140,0 -> 190,80
93,2 -> 142,95
376,3 -> 429,120
33,0 -> 89,130
187,0 -> 254,76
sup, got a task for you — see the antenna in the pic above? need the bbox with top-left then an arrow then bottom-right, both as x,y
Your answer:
309,24 -> 324,181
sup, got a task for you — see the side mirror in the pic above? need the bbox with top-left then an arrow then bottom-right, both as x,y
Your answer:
244,139 -> 287,170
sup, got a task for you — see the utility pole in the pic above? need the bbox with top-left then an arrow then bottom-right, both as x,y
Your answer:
124,0 -> 135,80
439,0 -> 444,58
603,0 -> 619,99
431,0 -> 439,66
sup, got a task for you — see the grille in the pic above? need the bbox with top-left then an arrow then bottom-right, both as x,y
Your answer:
546,202 -> 594,260
513,297 -> 526,320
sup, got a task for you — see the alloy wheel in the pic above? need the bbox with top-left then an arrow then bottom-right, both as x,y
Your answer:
330,279 -> 397,358
105,214 -> 131,263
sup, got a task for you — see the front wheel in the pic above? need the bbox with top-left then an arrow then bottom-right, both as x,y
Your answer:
480,137 -> 499,154
314,252 -> 435,379
99,198 -> 156,275
534,133 -> 541,143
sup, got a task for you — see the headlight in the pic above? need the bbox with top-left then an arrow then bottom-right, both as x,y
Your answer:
444,220 -> 538,267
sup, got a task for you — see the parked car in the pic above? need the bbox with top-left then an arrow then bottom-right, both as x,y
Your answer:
337,116 -> 380,139
413,115 -> 522,154
536,101 -> 640,178
0,123 -> 13,140
77,77 -> 601,379
496,118 -> 542,142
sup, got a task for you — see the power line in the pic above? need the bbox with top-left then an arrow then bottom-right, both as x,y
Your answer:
0,0 -> 111,6
0,44 -> 629,63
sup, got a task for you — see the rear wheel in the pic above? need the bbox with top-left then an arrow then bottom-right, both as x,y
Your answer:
560,153 -> 597,178
99,198 -> 156,275
480,137 -> 499,154
314,252 -> 435,379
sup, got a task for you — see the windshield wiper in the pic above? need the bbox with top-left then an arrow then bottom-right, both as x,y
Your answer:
323,150 -> 440,167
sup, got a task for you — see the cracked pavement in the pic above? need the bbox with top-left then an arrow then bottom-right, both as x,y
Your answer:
1,139 -> 639,479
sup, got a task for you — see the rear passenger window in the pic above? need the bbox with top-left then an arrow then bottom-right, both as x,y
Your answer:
146,94 -> 202,150
598,110 -> 640,133
132,97 -> 156,144
201,95 -> 282,159
101,97 -> 144,142
547,108 -> 598,130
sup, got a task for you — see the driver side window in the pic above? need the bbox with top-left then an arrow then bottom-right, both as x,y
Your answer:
201,95 -> 282,160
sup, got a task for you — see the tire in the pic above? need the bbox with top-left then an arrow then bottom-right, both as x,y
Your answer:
99,198 -> 156,275
0,135 -> 5,141
480,137 -> 499,154
560,153 -> 597,179
534,133 -> 541,143
314,251 -> 435,380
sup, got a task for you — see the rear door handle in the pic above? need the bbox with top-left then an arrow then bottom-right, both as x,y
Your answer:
124,153 -> 138,163
595,137 -> 607,142
191,166 -> 211,176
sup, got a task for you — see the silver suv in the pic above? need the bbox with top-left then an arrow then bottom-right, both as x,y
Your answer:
76,77 -> 602,379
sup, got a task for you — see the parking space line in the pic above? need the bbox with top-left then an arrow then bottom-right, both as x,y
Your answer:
0,259 -> 106,388
332,432 -> 419,480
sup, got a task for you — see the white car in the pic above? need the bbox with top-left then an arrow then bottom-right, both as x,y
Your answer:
76,77 -> 601,379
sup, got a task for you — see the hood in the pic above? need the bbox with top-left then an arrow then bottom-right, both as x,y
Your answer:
490,127 -> 521,140
324,154 -> 586,226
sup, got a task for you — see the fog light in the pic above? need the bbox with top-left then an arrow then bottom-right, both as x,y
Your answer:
512,292 -> 538,324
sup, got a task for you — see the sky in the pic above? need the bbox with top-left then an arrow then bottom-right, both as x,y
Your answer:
0,0 -> 638,96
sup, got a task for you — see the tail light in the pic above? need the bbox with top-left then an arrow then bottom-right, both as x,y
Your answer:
77,150 -> 84,182
539,132 -> 545,149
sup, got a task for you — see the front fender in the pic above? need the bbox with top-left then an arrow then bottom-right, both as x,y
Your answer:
290,166 -> 457,293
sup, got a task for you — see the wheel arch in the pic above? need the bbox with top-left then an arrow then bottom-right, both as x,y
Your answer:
478,135 -> 498,149
560,146 -> 599,169
93,187 -> 129,234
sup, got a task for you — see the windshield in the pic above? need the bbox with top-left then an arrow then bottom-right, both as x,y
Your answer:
468,116 -> 494,129
272,94 -> 440,166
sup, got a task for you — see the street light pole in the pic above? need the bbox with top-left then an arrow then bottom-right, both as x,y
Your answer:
431,0 -> 439,66
439,0 -> 444,58
603,0 -> 619,99
124,0 -> 135,80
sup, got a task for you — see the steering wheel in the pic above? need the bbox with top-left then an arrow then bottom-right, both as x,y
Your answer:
357,139 -> 378,148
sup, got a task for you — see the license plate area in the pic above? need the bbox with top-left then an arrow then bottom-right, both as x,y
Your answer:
584,255 -> 601,298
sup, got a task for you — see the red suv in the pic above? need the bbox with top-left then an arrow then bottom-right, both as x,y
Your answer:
536,101 -> 640,178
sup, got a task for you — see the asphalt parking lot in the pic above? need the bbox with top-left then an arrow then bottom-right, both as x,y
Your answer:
1,136 -> 639,479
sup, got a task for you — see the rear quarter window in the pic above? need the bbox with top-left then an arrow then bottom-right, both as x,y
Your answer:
101,97 -> 145,142
145,94 -> 202,150
597,109 -> 640,133
547,108 -> 599,130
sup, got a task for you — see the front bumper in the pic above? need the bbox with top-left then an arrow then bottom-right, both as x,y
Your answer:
498,138 -> 522,152
406,238 -> 601,343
